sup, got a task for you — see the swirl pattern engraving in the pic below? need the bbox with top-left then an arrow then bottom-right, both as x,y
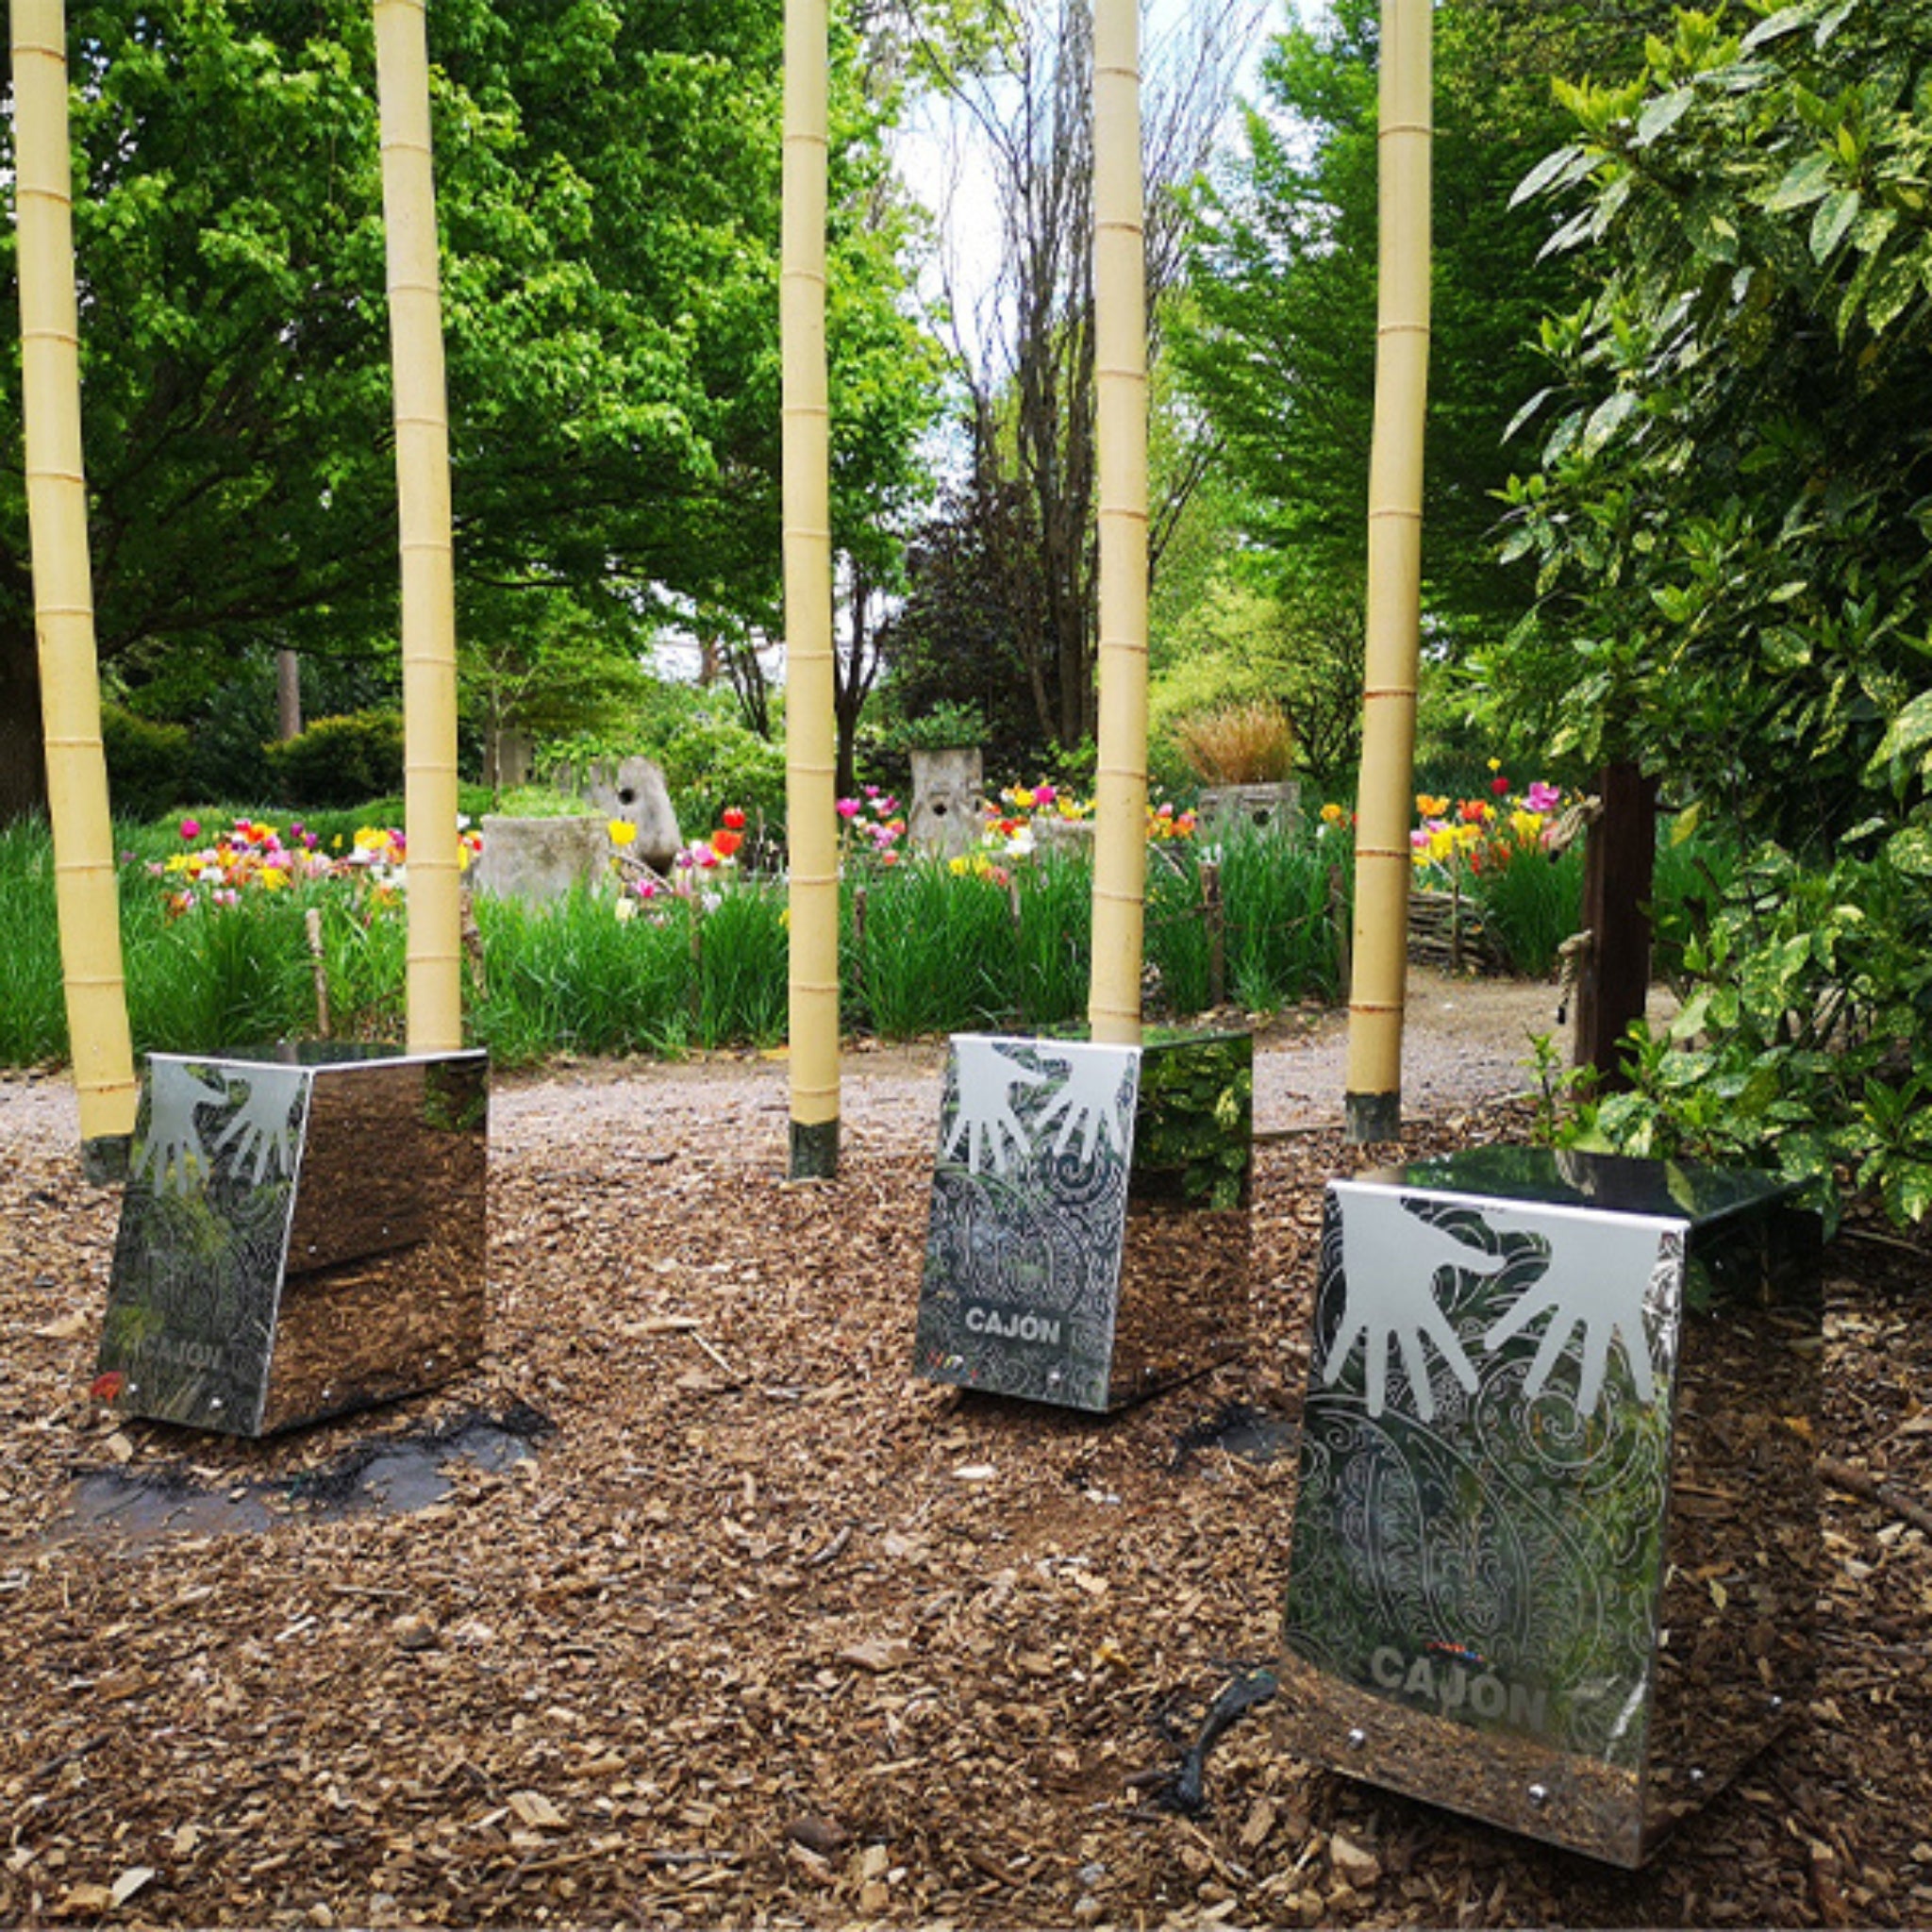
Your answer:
1287,1184 -> 1686,1770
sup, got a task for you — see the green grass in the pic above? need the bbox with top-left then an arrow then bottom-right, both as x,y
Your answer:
1216,824 -> 1346,1008
0,802 -> 1730,1071
1467,844 -> 1585,979
0,820 -> 66,1063
846,861 -> 1013,1039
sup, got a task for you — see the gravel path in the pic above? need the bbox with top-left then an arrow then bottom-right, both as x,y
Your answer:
0,966 -> 1576,1160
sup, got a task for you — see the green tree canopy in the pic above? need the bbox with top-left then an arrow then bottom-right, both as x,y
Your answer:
1487,0 -> 1932,1224
1487,0 -> 1932,850
0,0 -> 933,816
1173,0 -> 1679,650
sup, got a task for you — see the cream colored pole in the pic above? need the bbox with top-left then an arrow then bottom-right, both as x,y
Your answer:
13,0 -> 138,1174
782,0 -> 841,1176
374,0 -> 463,1053
1343,0 -> 1431,1141
1087,0 -> 1149,1048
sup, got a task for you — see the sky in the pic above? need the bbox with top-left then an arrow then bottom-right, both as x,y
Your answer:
889,0 -> 1286,366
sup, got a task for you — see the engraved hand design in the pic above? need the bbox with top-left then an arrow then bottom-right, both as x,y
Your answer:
942,1038 -> 1048,1176
1032,1049 -> 1132,1167
211,1064 -> 308,1185
132,1067 -> 229,1197
1482,1217 -> 1664,1413
1325,1193 -> 1506,1420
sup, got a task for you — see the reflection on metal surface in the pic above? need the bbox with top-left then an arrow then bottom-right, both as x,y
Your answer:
914,1030 -> 1252,1410
1278,1147 -> 1820,1866
96,1046 -> 489,1437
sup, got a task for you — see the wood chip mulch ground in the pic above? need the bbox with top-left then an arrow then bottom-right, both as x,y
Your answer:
2,1093 -> 1929,1929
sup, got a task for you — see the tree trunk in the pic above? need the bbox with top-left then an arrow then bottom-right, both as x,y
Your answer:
833,559 -> 873,802
1574,759 -> 1657,1091
0,625 -> 50,823
275,646 -> 303,741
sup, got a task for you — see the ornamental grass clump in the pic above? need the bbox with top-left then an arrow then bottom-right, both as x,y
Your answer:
1172,702 -> 1294,786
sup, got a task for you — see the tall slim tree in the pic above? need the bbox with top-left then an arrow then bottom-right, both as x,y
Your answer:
927,0 -> 1260,755
1343,0 -> 1430,1143
783,0 -> 841,1179
374,0 -> 462,1053
1087,0 -> 1150,1044
10,0 -> 136,1168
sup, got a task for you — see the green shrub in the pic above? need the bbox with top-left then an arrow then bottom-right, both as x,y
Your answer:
1559,842 -> 1932,1231
102,705 -> 192,818
266,710 -> 405,807
652,709 -> 787,841
882,699 -> 987,753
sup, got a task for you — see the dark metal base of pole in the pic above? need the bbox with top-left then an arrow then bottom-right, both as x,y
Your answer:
1344,1091 -> 1402,1144
788,1116 -> 840,1180
82,1134 -> 131,1185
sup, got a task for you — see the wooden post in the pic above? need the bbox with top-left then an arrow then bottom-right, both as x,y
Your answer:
782,0 -> 841,1176
1201,858 -> 1226,1008
12,0 -> 138,1174
1087,0 -> 1150,1047
1574,760 -> 1657,1090
1343,0 -> 1432,1142
374,0 -> 463,1054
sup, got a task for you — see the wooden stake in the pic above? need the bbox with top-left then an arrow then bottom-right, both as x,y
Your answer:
782,0 -> 841,1176
1201,858 -> 1225,1009
1343,0 -> 1432,1142
1088,0 -> 1150,1047
12,0 -> 138,1170
374,0 -> 463,1054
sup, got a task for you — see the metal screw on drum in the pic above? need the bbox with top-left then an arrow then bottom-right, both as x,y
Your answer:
1527,1785 -> 1549,1808
1346,1728 -> 1367,1751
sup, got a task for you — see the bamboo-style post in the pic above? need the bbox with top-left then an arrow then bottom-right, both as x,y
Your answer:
1343,0 -> 1432,1141
374,0 -> 463,1053
12,0 -> 138,1175
782,0 -> 841,1176
1087,0 -> 1150,1047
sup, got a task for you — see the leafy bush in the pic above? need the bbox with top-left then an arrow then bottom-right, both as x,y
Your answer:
651,708 -> 787,841
1150,575 -> 1363,793
266,710 -> 405,807
881,699 -> 987,753
102,705 -> 192,818
1559,843 -> 1932,1230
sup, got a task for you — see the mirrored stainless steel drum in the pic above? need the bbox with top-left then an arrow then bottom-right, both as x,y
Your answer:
95,1045 -> 489,1437
914,1030 -> 1251,1410
1278,1147 -> 1821,1866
